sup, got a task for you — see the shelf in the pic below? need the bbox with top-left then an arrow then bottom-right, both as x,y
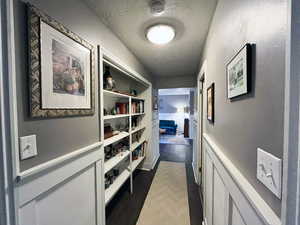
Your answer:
105,169 -> 131,205
104,132 -> 129,147
104,151 -> 130,174
103,90 -> 130,99
131,113 -> 145,116
131,126 -> 146,134
131,138 -> 146,151
104,114 -> 130,120
131,96 -> 145,101
131,156 -> 145,172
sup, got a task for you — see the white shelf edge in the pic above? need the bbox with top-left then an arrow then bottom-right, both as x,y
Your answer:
131,96 -> 145,101
131,126 -> 146,134
131,156 -> 145,172
131,113 -> 145,116
104,151 -> 130,174
104,132 -> 129,147
103,89 -> 130,98
104,114 -> 130,120
131,139 -> 146,151
105,169 -> 131,205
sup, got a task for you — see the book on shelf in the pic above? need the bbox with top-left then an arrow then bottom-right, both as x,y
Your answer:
131,100 -> 144,114
132,141 -> 147,160
116,102 -> 129,114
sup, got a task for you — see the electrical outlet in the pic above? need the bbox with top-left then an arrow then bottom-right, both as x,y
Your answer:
257,148 -> 282,199
19,135 -> 38,160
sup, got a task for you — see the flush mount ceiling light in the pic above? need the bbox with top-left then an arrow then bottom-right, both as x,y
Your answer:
146,24 -> 175,45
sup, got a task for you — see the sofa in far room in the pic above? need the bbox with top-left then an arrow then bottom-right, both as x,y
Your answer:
159,120 -> 177,135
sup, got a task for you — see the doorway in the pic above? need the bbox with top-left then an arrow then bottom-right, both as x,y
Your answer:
158,88 -> 192,145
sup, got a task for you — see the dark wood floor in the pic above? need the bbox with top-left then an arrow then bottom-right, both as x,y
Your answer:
106,142 -> 203,225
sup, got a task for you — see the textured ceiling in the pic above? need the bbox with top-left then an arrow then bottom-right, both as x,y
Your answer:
84,0 -> 217,77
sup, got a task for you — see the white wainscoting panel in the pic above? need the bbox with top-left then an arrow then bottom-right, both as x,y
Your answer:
204,152 -> 214,225
203,133 -> 281,225
16,145 -> 104,225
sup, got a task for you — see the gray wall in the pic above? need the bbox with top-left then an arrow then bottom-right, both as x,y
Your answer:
159,95 -> 189,114
200,0 -> 286,216
14,0 -> 152,171
154,75 -> 197,89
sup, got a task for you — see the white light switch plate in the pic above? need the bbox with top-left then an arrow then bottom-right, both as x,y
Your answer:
257,148 -> 282,199
19,135 -> 37,160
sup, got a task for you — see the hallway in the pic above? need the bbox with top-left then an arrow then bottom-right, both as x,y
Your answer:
106,143 -> 203,225
1,0 -> 296,225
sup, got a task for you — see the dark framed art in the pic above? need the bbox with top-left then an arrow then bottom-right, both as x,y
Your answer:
28,4 -> 95,118
207,83 -> 214,123
226,43 -> 252,99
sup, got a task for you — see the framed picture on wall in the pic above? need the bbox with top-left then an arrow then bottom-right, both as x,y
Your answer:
207,83 -> 214,123
226,43 -> 252,99
28,4 -> 95,118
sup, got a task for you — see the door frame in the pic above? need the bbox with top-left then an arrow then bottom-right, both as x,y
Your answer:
196,60 -> 206,197
281,0 -> 300,224
0,0 -> 19,224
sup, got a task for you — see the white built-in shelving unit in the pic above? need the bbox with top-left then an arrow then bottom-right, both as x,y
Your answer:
98,47 -> 152,208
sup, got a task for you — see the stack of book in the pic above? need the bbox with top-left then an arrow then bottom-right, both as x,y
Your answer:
116,102 -> 129,114
132,141 -> 147,160
131,100 -> 144,114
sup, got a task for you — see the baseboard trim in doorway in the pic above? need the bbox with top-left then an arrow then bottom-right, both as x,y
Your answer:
142,154 -> 160,170
192,162 -> 199,184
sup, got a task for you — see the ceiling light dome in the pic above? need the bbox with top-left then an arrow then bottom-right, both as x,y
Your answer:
146,24 -> 175,45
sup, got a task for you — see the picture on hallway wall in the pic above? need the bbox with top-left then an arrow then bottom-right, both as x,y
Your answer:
207,83 -> 214,123
226,43 -> 252,99
28,4 -> 95,118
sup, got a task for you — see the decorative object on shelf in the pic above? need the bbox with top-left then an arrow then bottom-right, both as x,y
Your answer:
130,89 -> 137,96
103,66 -> 116,91
28,4 -> 95,118
132,130 -> 143,143
104,108 -> 108,116
104,123 -> 113,139
207,83 -> 215,123
104,140 -> 129,162
227,43 -> 252,99
105,175 -> 111,189
116,122 -> 129,132
111,108 -> 117,115
113,168 -> 120,177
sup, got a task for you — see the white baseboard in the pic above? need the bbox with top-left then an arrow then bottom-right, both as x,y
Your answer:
192,162 -> 198,184
142,153 -> 160,170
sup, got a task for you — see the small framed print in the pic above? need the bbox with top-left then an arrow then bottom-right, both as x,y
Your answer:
207,83 -> 214,123
226,44 -> 252,99
28,4 -> 95,118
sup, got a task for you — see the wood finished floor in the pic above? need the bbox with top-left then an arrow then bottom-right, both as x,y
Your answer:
106,143 -> 203,225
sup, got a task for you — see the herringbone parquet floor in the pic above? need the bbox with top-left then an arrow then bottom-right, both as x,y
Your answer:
136,161 -> 190,225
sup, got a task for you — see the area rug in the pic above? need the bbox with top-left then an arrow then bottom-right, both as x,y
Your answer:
136,161 -> 190,225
